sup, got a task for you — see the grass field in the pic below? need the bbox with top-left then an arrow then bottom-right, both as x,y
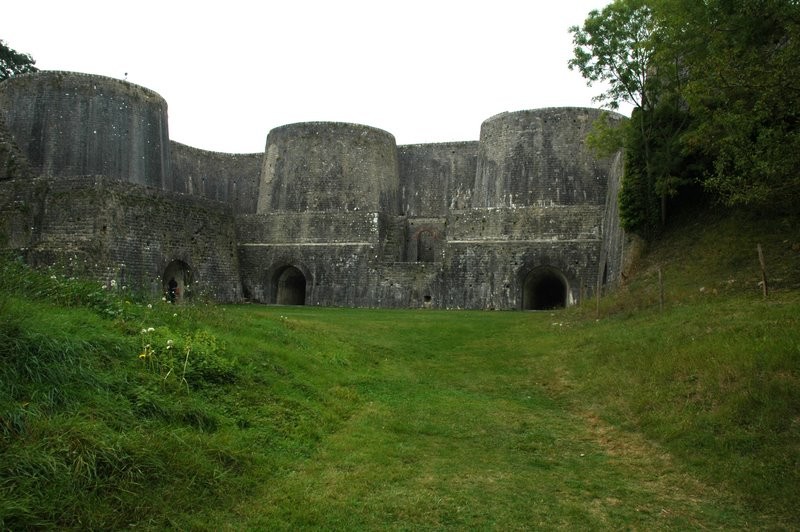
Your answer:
1,207 -> 799,529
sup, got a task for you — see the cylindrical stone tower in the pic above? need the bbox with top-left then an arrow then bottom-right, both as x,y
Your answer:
257,122 -> 400,214
473,108 -> 622,208
0,71 -> 170,187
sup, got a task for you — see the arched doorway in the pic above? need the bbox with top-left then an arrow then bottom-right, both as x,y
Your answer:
163,260 -> 192,303
522,267 -> 568,310
274,266 -> 306,305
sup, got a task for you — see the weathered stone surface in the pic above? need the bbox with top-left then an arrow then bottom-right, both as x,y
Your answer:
398,142 -> 478,216
169,141 -> 261,214
0,71 -> 169,188
257,122 -> 400,214
475,109 -> 617,208
0,70 -> 628,309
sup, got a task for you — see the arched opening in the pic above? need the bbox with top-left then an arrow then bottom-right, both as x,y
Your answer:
417,230 -> 436,263
162,260 -> 192,303
274,266 -> 306,305
522,267 -> 568,310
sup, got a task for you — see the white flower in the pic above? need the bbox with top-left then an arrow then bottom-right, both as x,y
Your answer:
147,327 -> 155,333
147,304 -> 152,309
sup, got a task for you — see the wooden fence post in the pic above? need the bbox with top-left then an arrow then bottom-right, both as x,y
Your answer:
596,275 -> 601,319
757,244 -> 768,298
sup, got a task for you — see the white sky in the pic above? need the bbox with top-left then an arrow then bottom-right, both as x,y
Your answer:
4,0 -> 618,153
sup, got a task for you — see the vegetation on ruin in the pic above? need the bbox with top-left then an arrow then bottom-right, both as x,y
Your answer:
1,204 -> 798,529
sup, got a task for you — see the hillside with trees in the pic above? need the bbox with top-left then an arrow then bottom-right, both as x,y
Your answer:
570,0 -> 800,236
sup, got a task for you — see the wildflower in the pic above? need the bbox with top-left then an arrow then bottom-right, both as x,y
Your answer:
139,344 -> 152,357
173,313 -> 178,318
147,304 -> 152,309
147,327 -> 155,333
110,279 -> 117,288
140,328 -> 148,334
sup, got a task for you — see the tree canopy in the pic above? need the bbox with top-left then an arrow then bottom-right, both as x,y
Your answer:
0,40 -> 38,81
571,0 -> 800,234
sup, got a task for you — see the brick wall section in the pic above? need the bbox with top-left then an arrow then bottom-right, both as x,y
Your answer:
169,141 -> 261,214
0,72 -> 169,188
447,206 -> 603,241
237,212 -> 380,244
0,175 -> 242,302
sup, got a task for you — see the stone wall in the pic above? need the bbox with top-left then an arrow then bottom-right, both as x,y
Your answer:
0,111 -> 34,181
397,142 -> 478,216
0,70 -> 628,310
475,108 -> 613,208
238,243 -> 378,306
237,211 -> 380,244
0,175 -> 241,302
257,122 -> 400,214
169,141 -> 261,214
0,72 -> 170,188
446,206 -> 603,241
440,239 -> 600,310
598,151 -> 627,289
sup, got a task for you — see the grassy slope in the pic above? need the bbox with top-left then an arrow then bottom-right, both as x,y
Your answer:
1,207 -> 798,529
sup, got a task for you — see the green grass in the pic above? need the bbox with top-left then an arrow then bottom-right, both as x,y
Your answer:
1,208 -> 799,529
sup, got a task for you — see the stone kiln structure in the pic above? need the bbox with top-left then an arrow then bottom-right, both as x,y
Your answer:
0,71 -> 626,309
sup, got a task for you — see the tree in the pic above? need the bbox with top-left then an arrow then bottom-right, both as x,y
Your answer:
573,0 -> 800,224
0,40 -> 38,81
569,0 -> 684,235
568,0 -> 656,112
663,0 -> 800,208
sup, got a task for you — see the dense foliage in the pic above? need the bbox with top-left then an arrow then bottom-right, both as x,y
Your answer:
0,40 -> 37,81
571,0 -> 800,235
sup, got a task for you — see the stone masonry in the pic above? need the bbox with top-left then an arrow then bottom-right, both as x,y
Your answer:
0,71 -> 627,309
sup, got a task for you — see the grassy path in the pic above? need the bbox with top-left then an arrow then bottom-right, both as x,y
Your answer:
217,307 -> 768,529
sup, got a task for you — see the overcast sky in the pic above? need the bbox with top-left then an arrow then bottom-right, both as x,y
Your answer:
4,0 -> 618,153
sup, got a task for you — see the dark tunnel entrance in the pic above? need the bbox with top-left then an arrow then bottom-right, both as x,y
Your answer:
522,268 -> 568,310
162,260 -> 192,303
274,266 -> 306,305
